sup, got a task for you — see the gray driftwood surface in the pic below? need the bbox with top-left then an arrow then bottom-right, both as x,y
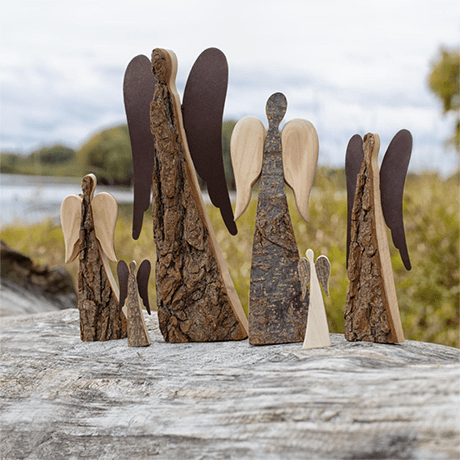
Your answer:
1,309 -> 459,460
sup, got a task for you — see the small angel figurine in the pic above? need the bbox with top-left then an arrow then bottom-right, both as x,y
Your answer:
298,249 -> 331,349
117,259 -> 151,347
345,130 -> 412,343
60,174 -> 127,341
231,92 -> 319,345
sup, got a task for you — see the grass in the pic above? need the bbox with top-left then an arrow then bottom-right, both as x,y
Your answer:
1,169 -> 458,348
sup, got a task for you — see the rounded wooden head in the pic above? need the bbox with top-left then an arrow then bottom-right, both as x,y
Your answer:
81,173 -> 96,200
151,48 -> 174,84
266,92 -> 287,128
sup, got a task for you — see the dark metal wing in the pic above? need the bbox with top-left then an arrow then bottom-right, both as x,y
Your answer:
380,129 -> 412,270
136,259 -> 151,315
123,55 -> 157,240
182,48 -> 237,235
117,260 -> 129,314
345,134 -> 364,268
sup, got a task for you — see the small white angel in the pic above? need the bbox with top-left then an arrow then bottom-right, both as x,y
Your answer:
60,174 -> 127,341
298,249 -> 331,349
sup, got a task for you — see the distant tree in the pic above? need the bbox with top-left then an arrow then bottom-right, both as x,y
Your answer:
428,47 -> 460,153
78,125 -> 133,185
0,152 -> 21,173
32,145 -> 75,165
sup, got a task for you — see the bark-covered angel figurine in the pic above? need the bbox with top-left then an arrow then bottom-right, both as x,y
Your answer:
345,130 -> 412,343
117,259 -> 151,347
123,48 -> 248,343
60,174 -> 127,341
230,92 -> 319,345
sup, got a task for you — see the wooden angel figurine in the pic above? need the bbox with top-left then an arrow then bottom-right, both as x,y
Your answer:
117,259 -> 151,347
60,174 -> 127,341
345,130 -> 412,343
298,249 -> 331,349
230,92 -> 319,345
123,48 -> 248,343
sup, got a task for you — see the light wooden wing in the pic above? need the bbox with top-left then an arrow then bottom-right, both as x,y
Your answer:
281,119 -> 319,222
60,194 -> 82,263
315,255 -> 331,297
230,116 -> 265,220
298,257 -> 311,302
92,192 -> 118,262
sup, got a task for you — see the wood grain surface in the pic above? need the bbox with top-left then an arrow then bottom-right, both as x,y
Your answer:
1,309 -> 458,460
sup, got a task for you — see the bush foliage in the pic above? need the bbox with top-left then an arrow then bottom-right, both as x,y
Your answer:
1,170 -> 458,348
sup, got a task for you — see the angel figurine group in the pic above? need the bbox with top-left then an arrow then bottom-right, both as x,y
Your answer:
60,47 -> 412,349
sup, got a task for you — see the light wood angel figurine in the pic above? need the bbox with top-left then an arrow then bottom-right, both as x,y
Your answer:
298,249 -> 331,349
345,130 -> 412,344
230,92 -> 319,345
60,173 -> 127,341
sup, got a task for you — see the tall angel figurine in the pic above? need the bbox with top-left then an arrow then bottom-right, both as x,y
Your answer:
60,174 -> 127,341
231,92 -> 319,345
123,48 -> 248,342
345,130 -> 412,343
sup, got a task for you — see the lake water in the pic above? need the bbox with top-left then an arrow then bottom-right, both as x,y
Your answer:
0,174 -> 134,227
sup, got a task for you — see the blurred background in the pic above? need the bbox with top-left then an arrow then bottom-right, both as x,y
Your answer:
1,0 -> 458,346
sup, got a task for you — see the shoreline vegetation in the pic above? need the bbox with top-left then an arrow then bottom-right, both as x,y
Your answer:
1,169 -> 458,348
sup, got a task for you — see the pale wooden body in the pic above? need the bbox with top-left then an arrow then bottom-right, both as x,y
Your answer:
370,135 -> 404,343
126,261 -> 151,347
157,50 -> 248,335
302,249 -> 331,350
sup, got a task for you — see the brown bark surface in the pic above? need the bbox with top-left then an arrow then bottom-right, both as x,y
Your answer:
77,176 -> 127,341
126,262 -> 151,347
344,135 -> 396,343
249,93 -> 308,345
149,49 -> 246,343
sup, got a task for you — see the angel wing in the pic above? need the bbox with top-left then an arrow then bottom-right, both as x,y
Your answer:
230,116 -> 265,220
380,129 -> 412,270
298,256 -> 311,302
281,119 -> 319,222
60,194 -> 83,263
117,260 -> 129,314
123,54 -> 157,240
137,259 -> 151,315
182,48 -> 237,235
315,255 -> 331,297
91,192 -> 118,262
345,134 -> 364,267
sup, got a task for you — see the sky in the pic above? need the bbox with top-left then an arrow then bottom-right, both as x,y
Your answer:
1,0 -> 459,175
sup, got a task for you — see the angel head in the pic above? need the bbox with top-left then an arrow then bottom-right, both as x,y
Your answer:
230,93 -> 319,222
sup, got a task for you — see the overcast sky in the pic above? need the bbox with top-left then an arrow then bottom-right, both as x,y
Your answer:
1,0 -> 459,175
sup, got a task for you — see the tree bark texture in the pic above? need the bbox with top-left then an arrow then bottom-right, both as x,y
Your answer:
149,49 -> 247,343
126,261 -> 151,347
77,176 -> 127,341
249,93 -> 308,345
344,135 -> 396,343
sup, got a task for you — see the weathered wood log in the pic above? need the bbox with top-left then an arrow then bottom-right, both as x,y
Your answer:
149,48 -> 247,343
345,134 -> 404,343
1,308 -> 458,460
76,175 -> 127,341
249,93 -> 308,345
